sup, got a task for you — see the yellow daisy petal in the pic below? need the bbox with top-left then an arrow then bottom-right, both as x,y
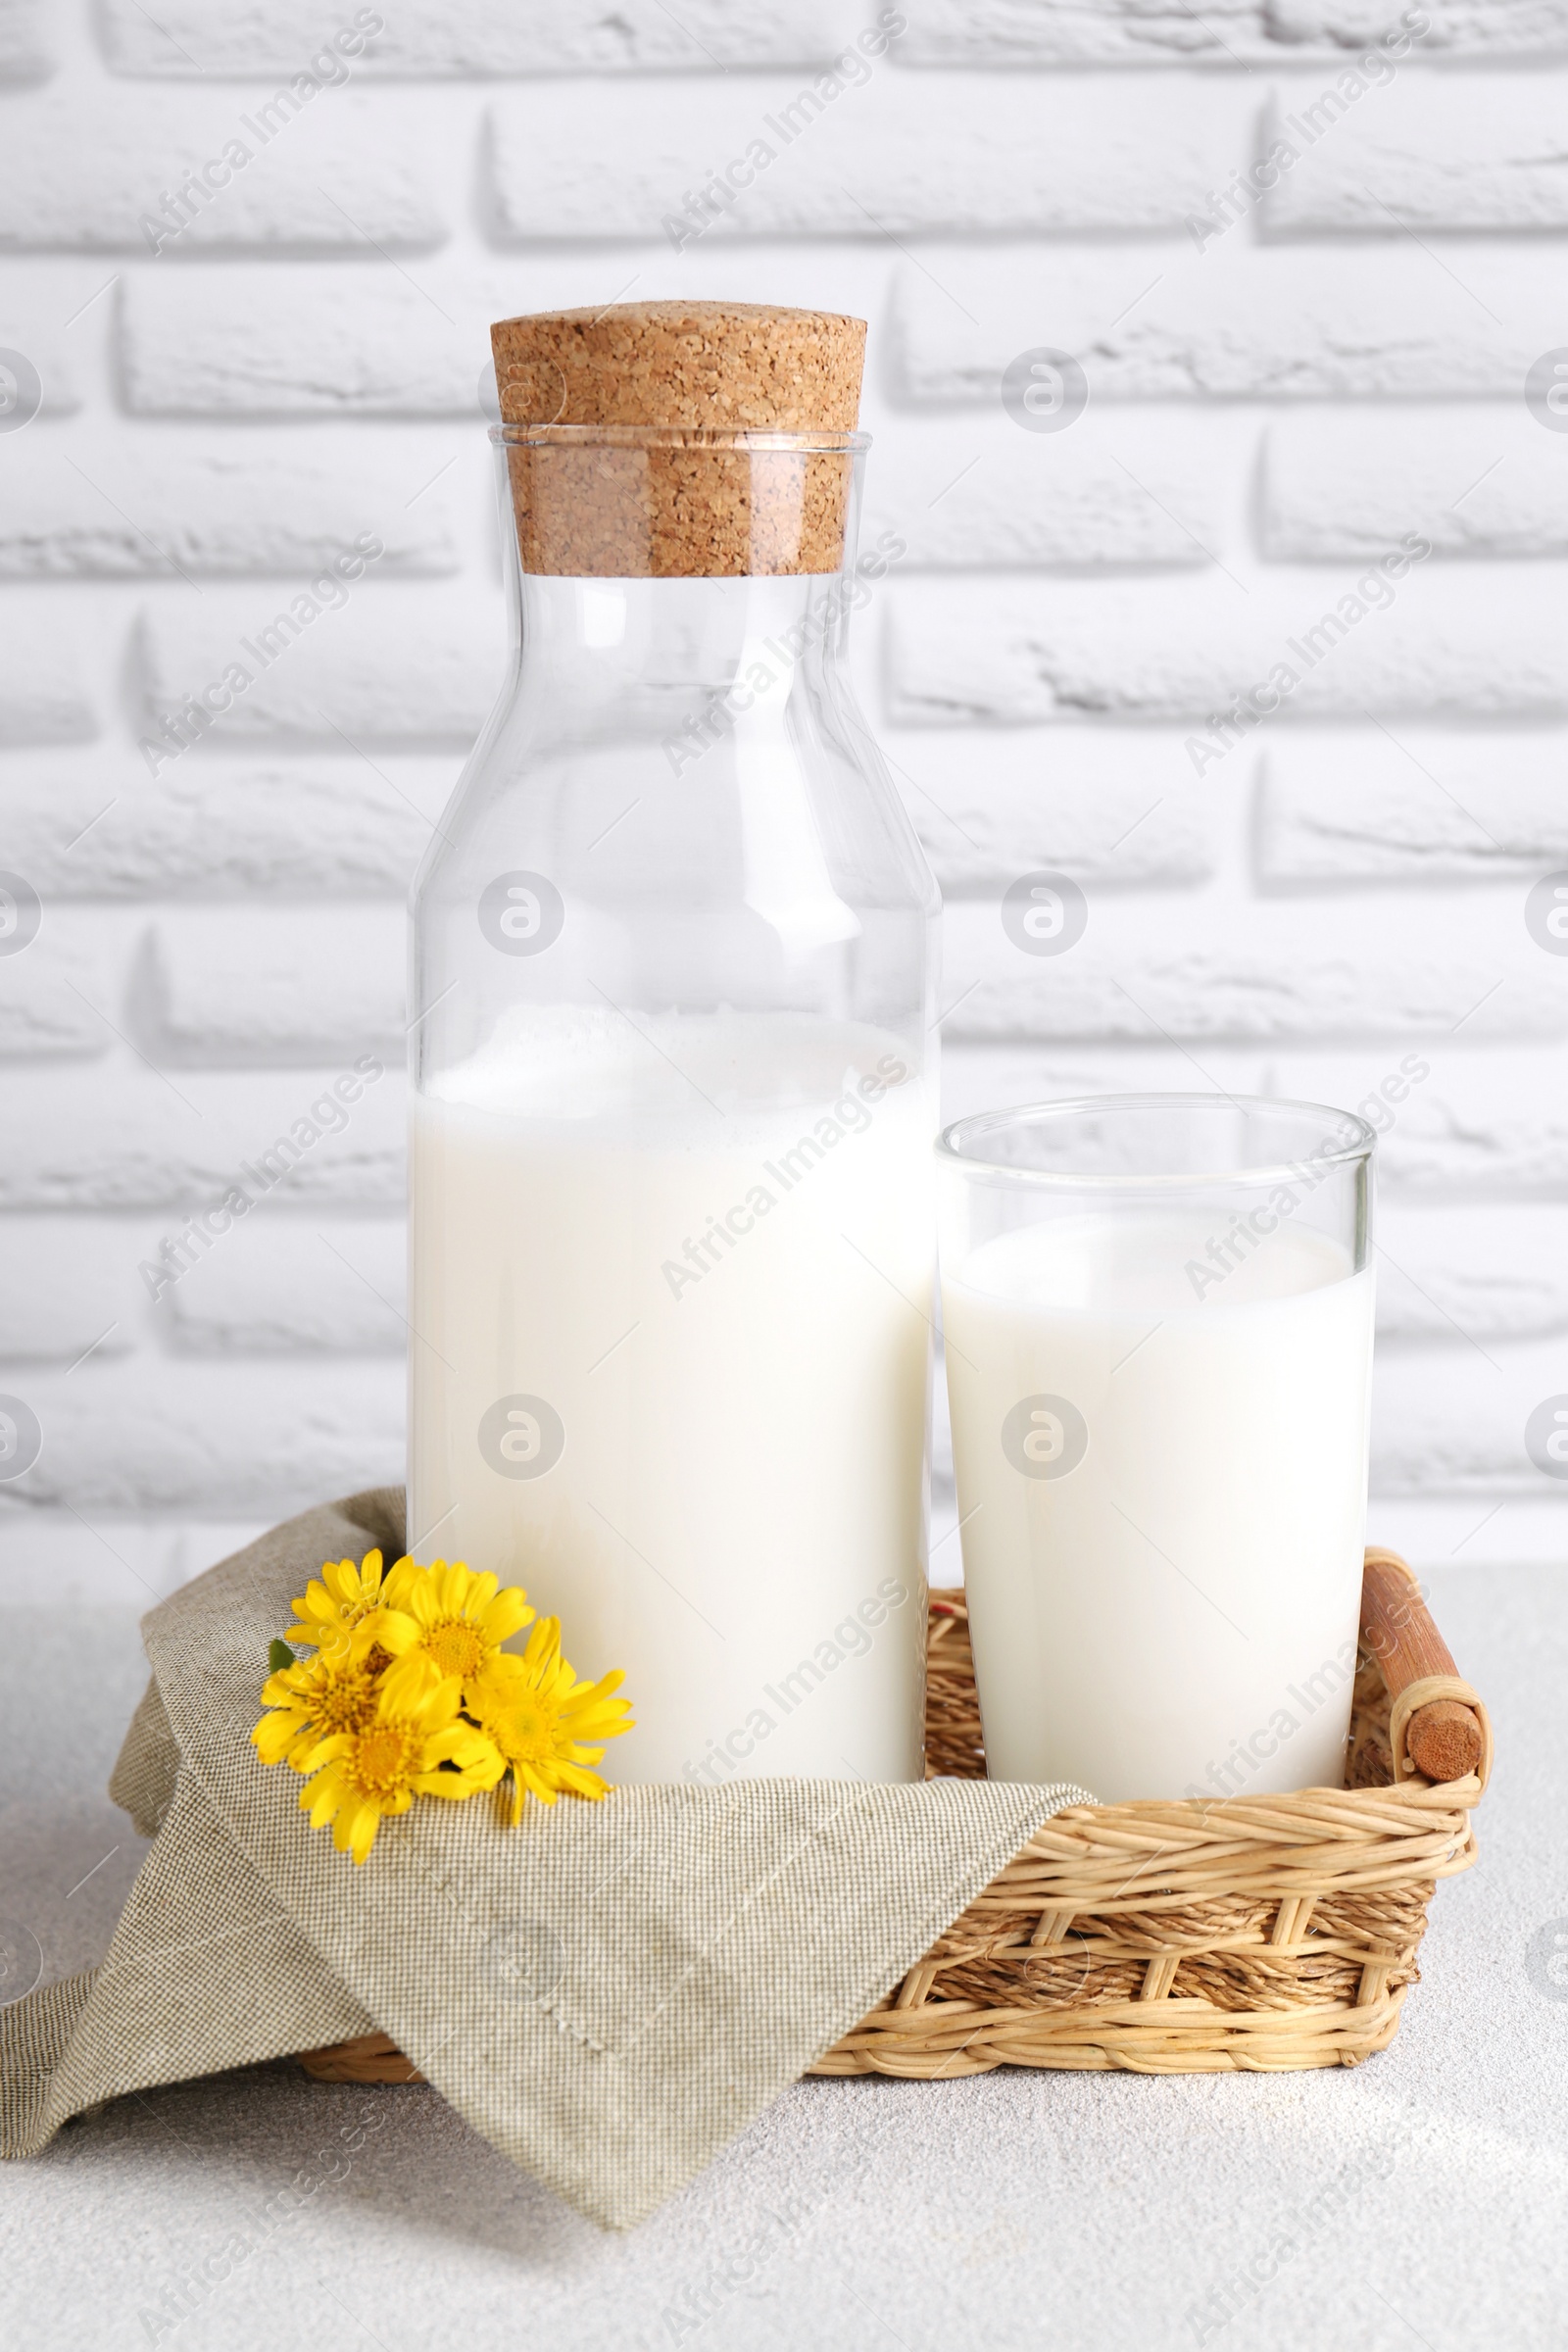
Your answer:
287,1548 -> 388,1649
478,1587 -> 533,1645
348,1805 -> 380,1865
359,1559 -> 534,1708
253,1642 -> 384,1774
277,1651 -> 490,1862
468,1615 -> 633,1821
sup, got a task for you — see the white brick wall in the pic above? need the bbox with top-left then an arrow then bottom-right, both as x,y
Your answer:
0,0 -> 49,81
1262,412 -> 1568,560
897,0 -> 1568,64
890,576 -> 1567,723
893,246 -> 1564,396
1261,75 -> 1568,231
2,0 -> 1565,1585
95,1 -> 860,77
486,77 -> 1250,239
0,93 -> 445,250
0,433 -> 461,574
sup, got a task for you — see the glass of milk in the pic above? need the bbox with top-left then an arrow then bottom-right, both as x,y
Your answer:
407,311 -> 939,1785
937,1096 -> 1377,1803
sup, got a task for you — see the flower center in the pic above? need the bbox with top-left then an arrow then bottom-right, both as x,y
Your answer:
426,1620 -> 486,1680
350,1723 -> 419,1797
502,1695 -> 559,1763
315,1670 -> 377,1735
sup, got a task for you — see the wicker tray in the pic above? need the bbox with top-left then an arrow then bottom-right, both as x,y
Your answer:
299,1545 -> 1490,2086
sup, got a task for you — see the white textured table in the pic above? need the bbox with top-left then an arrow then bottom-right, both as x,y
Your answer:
1,1566 -> 1563,2352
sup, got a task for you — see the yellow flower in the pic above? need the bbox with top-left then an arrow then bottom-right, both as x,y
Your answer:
469,1616 -> 634,1822
288,1547 -> 394,1653
253,1635 -> 383,1771
295,1654 -> 505,1864
370,1558 -> 534,1702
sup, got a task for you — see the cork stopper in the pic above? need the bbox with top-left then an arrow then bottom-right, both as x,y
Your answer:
492,301 -> 865,432
489,302 -> 866,578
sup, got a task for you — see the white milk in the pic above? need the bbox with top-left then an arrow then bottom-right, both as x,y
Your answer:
409,1007 -> 933,1783
942,1214 -> 1374,1802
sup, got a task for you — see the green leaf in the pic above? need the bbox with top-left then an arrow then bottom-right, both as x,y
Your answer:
268,1639 -> 296,1676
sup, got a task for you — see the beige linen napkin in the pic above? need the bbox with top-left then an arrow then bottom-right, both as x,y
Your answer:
0,1488 -> 1088,2229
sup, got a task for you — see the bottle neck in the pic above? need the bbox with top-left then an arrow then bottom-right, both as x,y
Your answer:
508,570 -> 863,770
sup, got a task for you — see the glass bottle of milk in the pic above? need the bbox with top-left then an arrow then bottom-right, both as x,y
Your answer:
407,304 -> 939,1784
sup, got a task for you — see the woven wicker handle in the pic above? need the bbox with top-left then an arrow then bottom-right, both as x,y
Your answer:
1361,1548 -> 1492,1789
